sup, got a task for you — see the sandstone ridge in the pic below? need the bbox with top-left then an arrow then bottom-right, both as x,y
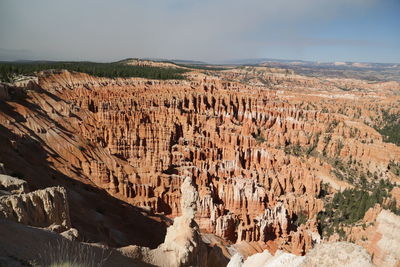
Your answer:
0,67 -> 399,264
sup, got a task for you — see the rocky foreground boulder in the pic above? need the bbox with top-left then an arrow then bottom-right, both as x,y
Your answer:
229,242 -> 373,267
0,174 -> 150,266
0,174 -> 70,232
0,219 -> 151,267
119,176 -> 209,267
369,210 -> 400,266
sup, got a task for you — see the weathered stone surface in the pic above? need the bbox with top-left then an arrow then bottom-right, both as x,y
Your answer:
338,207 -> 400,267
148,176 -> 208,267
300,242 -> 373,267
0,186 -> 70,232
31,71 -> 331,252
0,174 -> 29,194
0,219 -> 151,267
229,242 -> 373,267
120,176 -> 208,267
61,227 -> 80,241
0,67 -> 399,257
227,253 -> 244,267
369,210 -> 400,267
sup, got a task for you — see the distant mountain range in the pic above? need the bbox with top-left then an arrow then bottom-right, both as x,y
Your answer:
252,60 -> 400,81
2,57 -> 399,82
142,58 -> 207,65
220,58 -> 399,68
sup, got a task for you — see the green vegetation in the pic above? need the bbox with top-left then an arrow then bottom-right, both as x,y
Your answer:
293,211 -> 308,227
326,119 -> 339,133
284,144 -> 304,156
282,135 -> 319,157
375,109 -> 400,146
310,148 -> 370,185
176,63 -> 228,71
0,61 -> 189,82
252,132 -> 266,143
306,134 -> 319,155
254,135 -> 266,143
388,160 -> 400,176
337,86 -> 351,91
330,158 -> 371,186
318,179 -> 398,238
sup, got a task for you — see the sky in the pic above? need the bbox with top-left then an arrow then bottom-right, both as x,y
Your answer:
0,0 -> 399,63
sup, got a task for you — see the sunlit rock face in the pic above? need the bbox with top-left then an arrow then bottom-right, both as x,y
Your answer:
229,242 -> 374,267
0,68 -> 399,256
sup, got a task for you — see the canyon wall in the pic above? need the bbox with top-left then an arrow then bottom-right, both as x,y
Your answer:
0,69 -> 399,256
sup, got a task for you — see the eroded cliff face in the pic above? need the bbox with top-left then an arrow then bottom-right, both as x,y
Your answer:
0,174 -> 154,267
0,68 -> 399,257
0,174 -> 70,232
31,70 -> 326,253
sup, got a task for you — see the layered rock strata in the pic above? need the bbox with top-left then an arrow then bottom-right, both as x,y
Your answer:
34,71 -> 327,252
0,180 -> 70,232
0,69 -> 399,256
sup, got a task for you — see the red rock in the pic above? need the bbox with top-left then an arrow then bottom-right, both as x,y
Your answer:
1,69 -> 399,257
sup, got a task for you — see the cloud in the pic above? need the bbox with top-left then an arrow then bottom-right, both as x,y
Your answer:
0,0 -> 389,62
120,0 -> 379,60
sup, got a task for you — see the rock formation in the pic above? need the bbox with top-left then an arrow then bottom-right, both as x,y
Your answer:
365,210 -> 400,266
120,176 -> 208,267
333,206 -> 400,266
25,70 -> 331,253
300,242 -> 373,267
227,253 -> 244,267
229,242 -> 373,267
0,215 -> 151,267
0,64 -> 399,262
0,174 -> 152,266
0,174 -> 70,232
0,174 -> 29,194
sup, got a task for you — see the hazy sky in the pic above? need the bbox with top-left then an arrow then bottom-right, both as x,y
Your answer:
1,0 -> 399,63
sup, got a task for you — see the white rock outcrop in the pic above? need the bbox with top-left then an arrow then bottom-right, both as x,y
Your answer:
121,176 -> 208,267
228,242 -> 373,267
0,174 -> 29,194
227,253 -> 244,267
300,242 -> 372,267
0,186 -> 71,232
372,210 -> 400,267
